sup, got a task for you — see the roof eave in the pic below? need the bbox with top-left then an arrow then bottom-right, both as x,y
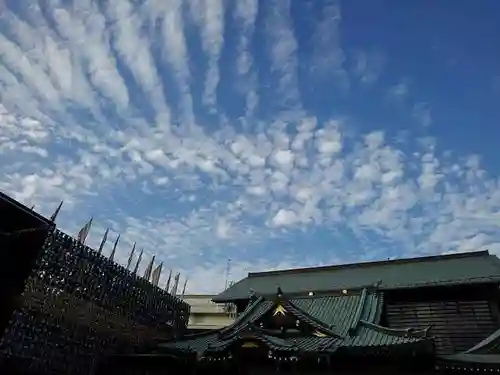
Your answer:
213,276 -> 500,302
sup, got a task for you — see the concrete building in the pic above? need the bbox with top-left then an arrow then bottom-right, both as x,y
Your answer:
181,294 -> 236,332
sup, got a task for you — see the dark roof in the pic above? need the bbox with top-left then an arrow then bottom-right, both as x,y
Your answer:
158,289 -> 430,356
463,326 -> 500,355
214,251 -> 500,302
439,354 -> 500,365
0,190 -> 54,229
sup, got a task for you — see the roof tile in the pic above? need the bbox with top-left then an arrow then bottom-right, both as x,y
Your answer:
215,251 -> 500,302
158,290 -> 429,356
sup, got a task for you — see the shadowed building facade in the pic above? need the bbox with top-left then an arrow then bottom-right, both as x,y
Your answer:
181,295 -> 236,333
107,250 -> 500,374
0,191 -> 190,375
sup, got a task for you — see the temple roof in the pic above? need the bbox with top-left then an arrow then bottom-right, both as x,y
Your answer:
214,251 -> 500,302
158,288 -> 431,356
0,190 -> 55,230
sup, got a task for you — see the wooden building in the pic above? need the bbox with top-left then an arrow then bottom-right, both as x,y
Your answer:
102,250 -> 500,374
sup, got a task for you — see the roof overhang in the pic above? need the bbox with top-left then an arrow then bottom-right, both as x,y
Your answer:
213,250 -> 500,303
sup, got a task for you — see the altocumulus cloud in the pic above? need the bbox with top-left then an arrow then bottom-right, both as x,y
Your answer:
1,0 -> 500,293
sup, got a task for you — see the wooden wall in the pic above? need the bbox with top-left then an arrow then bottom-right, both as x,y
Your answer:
384,284 -> 500,355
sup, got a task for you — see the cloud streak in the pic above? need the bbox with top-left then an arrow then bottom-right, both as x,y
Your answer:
234,0 -> 259,118
265,0 -> 302,112
1,0 -> 499,294
189,0 -> 225,110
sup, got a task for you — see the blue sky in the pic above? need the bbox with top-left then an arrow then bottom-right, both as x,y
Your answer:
0,0 -> 499,293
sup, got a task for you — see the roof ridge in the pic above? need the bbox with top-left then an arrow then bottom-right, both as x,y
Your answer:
347,288 -> 368,336
248,250 -> 491,278
359,320 -> 431,338
217,296 -> 273,337
236,288 -> 344,339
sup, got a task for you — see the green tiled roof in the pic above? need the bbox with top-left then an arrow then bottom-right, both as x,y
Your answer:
219,296 -> 273,336
340,323 -> 423,347
157,289 -> 430,356
214,251 -> 500,302
290,289 -> 381,336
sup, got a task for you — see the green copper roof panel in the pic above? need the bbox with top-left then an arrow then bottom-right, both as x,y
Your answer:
157,290 -> 429,356
341,324 -> 421,347
219,297 -> 273,335
291,336 -> 338,352
158,326 -> 423,355
215,251 -> 500,302
159,332 -> 219,352
290,292 -> 381,336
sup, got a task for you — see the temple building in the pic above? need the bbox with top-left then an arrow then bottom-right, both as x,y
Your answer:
102,250 -> 500,374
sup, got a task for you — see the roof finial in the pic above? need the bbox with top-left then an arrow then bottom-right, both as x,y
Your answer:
276,286 -> 283,297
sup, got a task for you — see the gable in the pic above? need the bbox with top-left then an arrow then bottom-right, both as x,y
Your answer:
158,287 -> 431,358
217,288 -> 384,343
253,301 -> 333,337
214,251 -> 500,302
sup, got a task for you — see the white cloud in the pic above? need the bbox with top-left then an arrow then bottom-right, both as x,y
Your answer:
272,209 -> 299,227
148,0 -> 195,125
311,0 -> 348,88
351,48 -> 385,86
189,0 -> 225,109
0,0 -> 499,294
265,0 -> 302,111
234,0 -> 259,118
386,80 -> 410,102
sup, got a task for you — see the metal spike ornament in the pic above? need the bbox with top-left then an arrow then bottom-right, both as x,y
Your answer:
109,234 -> 120,262
133,249 -> 143,274
143,255 -> 155,281
181,278 -> 188,299
165,270 -> 172,291
98,228 -> 109,254
126,242 -> 136,270
50,201 -> 64,222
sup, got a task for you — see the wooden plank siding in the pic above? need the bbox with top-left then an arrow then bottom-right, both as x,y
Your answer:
386,299 -> 498,355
